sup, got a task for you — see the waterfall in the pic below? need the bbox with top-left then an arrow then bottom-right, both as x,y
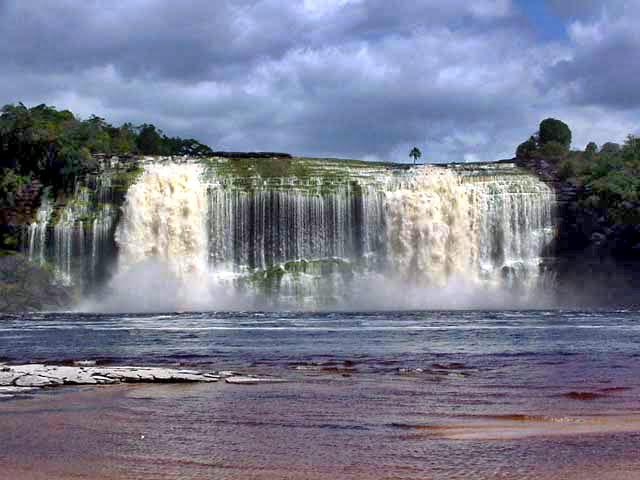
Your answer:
91,205 -> 116,282
115,163 -> 209,279
467,173 -> 555,290
27,188 -> 52,264
109,160 -> 556,308
384,167 -> 555,292
207,186 -> 385,271
26,157 -> 557,309
385,168 -> 475,286
23,176 -> 119,290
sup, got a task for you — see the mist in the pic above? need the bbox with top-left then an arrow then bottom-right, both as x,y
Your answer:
76,262 -> 556,313
76,260 -> 250,313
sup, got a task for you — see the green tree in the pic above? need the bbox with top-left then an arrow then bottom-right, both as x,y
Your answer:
409,147 -> 422,164
538,118 -> 572,148
111,123 -> 137,155
0,102 -> 214,199
622,135 -> 640,157
585,142 -> 598,155
136,124 -> 164,155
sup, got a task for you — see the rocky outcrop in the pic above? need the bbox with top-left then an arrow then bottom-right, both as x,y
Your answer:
0,178 -> 44,226
0,254 -> 73,312
516,156 -> 640,306
0,363 -> 287,399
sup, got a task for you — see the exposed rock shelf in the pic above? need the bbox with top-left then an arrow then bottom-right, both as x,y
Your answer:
0,363 -> 287,398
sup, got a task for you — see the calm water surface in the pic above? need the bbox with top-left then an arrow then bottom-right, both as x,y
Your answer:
1,310 -> 639,479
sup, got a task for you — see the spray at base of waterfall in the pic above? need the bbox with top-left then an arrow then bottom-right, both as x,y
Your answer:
77,267 -> 554,313
343,274 -> 555,311
76,260 -> 252,313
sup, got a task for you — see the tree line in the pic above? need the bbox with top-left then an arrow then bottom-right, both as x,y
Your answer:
0,103 -> 213,196
516,117 -> 640,224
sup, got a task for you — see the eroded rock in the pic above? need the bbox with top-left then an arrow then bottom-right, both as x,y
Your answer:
0,363 -> 286,397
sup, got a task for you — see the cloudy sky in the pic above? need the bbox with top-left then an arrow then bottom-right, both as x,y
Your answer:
0,0 -> 638,163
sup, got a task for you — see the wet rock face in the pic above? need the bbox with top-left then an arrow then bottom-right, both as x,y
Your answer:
516,156 -> 640,306
0,254 -> 73,312
0,363 -> 287,399
552,190 -> 640,306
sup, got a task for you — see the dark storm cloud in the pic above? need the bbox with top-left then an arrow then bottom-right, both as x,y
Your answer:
0,0 -> 637,161
0,1 -> 290,80
0,0 -> 513,81
548,2 -> 640,110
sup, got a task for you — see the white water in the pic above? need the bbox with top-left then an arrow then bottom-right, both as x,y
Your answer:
108,163 -> 214,310
99,161 -> 555,310
52,185 -> 118,287
384,167 -> 555,292
115,163 -> 209,278
385,168 -> 475,286
24,159 -> 556,310
27,188 -> 52,264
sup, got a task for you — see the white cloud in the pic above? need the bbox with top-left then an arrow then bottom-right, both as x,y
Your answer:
0,0 -> 637,162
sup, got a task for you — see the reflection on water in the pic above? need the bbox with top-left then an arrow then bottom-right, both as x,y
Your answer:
1,310 -> 640,479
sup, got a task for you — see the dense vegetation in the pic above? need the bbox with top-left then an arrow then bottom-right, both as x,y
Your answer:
516,118 -> 640,226
0,103 -> 213,200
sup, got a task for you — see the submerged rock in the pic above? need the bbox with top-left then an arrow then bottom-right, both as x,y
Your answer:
225,376 -> 289,385
562,391 -> 606,401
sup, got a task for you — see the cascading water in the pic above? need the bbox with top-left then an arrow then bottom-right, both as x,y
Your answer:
22,174 -> 121,290
115,163 -> 209,278
106,159 -> 555,309
466,171 -> 555,290
384,166 -> 555,292
106,163 -> 214,311
385,168 -> 475,286
27,188 -> 52,264
23,156 -> 557,309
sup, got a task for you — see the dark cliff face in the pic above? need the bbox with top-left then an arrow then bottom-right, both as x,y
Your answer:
0,254 -> 73,312
517,156 -> 640,307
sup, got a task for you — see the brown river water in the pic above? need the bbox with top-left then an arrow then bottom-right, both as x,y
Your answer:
1,310 -> 639,478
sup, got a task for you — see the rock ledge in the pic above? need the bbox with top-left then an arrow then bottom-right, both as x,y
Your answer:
0,363 -> 286,399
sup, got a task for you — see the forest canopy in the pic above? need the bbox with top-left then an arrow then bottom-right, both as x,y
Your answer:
0,103 -> 213,191
516,118 -> 640,225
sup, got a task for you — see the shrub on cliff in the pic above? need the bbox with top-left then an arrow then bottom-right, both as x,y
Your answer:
0,169 -> 30,208
518,122 -> 640,253
538,141 -> 568,159
516,136 -> 538,158
571,135 -> 640,225
585,142 -> 598,157
557,158 -> 577,180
